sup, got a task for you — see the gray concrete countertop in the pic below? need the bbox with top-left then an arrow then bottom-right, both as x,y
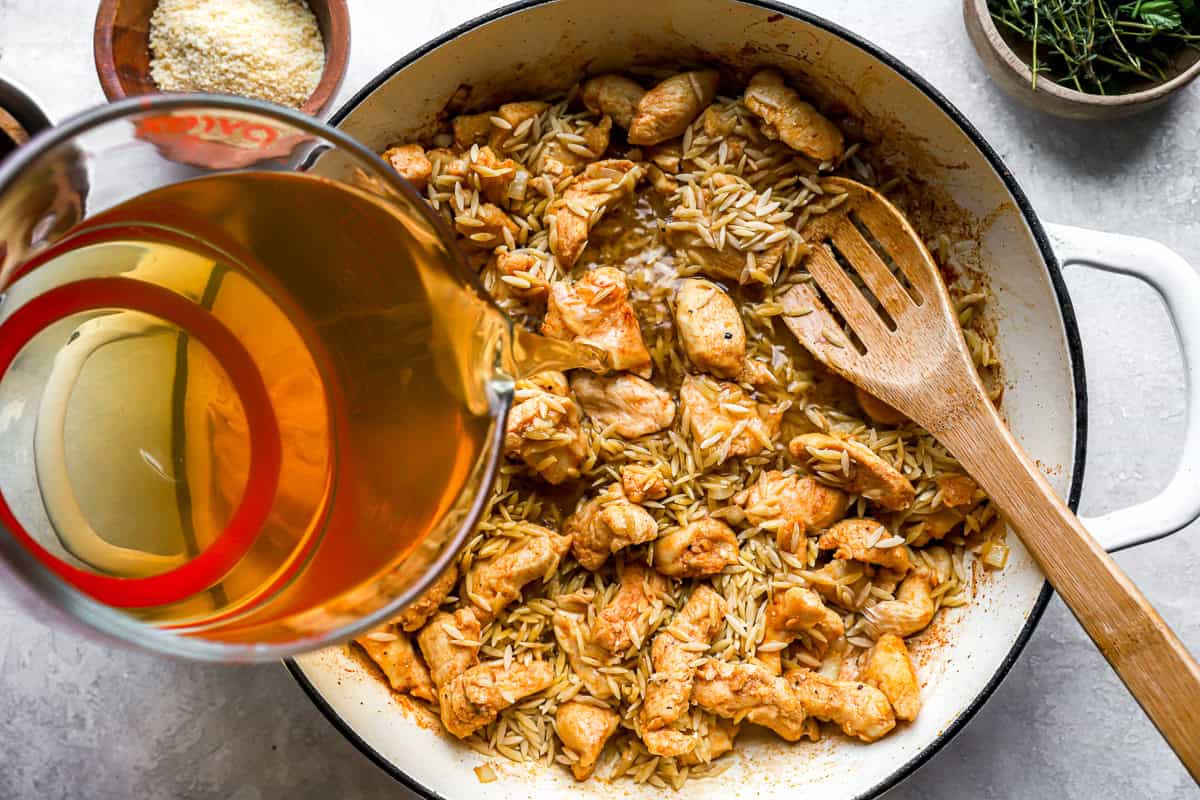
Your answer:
1,1 -> 1198,797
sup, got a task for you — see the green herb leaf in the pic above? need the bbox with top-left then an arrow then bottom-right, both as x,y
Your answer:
1122,0 -> 1184,29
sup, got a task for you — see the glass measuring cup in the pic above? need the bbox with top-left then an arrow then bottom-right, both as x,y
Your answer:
0,95 -> 537,661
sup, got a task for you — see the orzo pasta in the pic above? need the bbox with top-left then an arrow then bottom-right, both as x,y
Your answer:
356,65 -> 1008,788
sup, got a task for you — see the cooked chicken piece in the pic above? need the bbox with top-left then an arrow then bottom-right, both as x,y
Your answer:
735,357 -> 776,388
452,112 -> 493,148
356,625 -> 436,702
679,375 -> 781,463
743,69 -> 844,163
733,470 -> 849,553
862,570 -> 936,637
382,143 -> 433,191
620,463 -> 669,503
552,592 -> 615,699
417,607 -> 482,690
556,701 -> 620,780
787,669 -> 896,742
756,587 -> 845,674
937,474 -> 979,508
789,433 -> 915,511
817,518 -> 912,572
583,116 -> 619,165
802,716 -> 825,742
571,372 -> 674,438
647,141 -> 682,173
667,228 -> 787,286
429,149 -> 470,184
592,561 -> 669,655
456,202 -> 518,250
677,718 -> 740,765
504,372 -> 588,484
653,518 -> 739,578
566,484 -> 659,571
543,266 -> 653,377
396,563 -> 458,632
640,713 -> 735,761
642,585 -> 727,732
907,508 -> 965,548
582,74 -> 647,129
491,248 -> 553,304
642,727 -> 700,758
581,116 -> 614,161
549,159 -> 641,267
489,100 -> 549,150
791,471 -> 851,528
861,633 -> 921,721
712,172 -> 743,190
646,164 -> 679,196
699,102 -> 740,139
439,659 -> 555,738
470,146 -> 522,205
854,386 -> 909,426
468,524 -> 572,622
673,279 -> 746,379
628,70 -> 720,146
537,116 -> 613,178
692,659 -> 809,741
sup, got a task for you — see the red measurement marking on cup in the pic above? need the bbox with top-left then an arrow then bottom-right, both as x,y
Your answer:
135,113 -> 281,147
0,278 -> 282,608
133,111 -> 304,169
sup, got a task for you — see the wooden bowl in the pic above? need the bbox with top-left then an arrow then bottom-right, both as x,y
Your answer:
93,0 -> 350,117
964,0 -> 1200,120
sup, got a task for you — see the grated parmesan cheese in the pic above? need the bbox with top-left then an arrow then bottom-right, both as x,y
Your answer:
148,0 -> 325,109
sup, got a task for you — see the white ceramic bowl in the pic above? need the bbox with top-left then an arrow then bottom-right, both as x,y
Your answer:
290,2 -> 1200,797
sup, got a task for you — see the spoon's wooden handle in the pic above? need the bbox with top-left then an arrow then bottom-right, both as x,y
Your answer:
0,106 -> 30,147
940,395 -> 1200,782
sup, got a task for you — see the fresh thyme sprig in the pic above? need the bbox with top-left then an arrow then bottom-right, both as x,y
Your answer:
988,0 -> 1200,94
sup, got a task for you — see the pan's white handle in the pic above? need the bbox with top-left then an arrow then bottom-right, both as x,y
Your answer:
1047,222 -> 1200,551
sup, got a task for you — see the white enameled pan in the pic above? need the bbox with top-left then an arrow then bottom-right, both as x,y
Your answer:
289,2 -> 1200,797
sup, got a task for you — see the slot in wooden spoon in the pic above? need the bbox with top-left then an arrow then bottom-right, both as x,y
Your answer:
782,177 -> 1200,780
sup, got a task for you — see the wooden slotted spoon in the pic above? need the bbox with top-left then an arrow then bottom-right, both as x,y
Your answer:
781,177 -> 1200,779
